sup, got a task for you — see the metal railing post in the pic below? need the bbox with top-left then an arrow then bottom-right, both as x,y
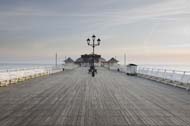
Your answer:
172,70 -> 176,81
180,71 -> 186,84
163,69 -> 166,80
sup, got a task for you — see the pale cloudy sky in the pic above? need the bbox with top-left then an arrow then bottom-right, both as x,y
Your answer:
0,0 -> 190,64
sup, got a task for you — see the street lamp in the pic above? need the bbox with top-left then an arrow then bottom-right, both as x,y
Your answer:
86,35 -> 101,77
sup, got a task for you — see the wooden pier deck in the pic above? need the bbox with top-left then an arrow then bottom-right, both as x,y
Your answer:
0,67 -> 190,126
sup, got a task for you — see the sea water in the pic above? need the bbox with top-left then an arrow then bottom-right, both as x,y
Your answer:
138,64 -> 190,72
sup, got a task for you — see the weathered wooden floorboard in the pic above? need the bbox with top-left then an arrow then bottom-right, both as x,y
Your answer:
0,67 -> 190,126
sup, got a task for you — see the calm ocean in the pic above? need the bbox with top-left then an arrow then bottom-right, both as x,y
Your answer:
139,64 -> 190,71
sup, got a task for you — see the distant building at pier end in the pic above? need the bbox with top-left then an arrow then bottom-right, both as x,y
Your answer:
64,57 -> 74,64
75,54 -> 106,67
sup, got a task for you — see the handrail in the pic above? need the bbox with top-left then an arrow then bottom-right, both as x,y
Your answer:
105,64 -> 190,90
137,67 -> 190,73
137,66 -> 190,90
0,65 -> 64,86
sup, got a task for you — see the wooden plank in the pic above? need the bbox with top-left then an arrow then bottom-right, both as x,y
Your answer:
0,67 -> 190,126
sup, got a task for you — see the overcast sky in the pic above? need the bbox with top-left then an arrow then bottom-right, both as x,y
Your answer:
0,0 -> 190,64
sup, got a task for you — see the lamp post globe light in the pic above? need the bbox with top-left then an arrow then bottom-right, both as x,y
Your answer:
86,35 -> 101,77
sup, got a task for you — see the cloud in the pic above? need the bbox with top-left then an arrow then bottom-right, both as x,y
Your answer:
1,0 -> 189,31
103,0 -> 190,26
0,0 -> 190,63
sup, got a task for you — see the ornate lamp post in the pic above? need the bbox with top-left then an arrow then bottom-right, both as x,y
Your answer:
87,35 -> 101,77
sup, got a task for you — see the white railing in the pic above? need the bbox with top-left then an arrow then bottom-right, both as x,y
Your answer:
137,67 -> 190,90
0,65 -> 64,86
105,64 -> 190,90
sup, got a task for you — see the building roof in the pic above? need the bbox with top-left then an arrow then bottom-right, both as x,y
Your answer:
127,64 -> 137,66
75,54 -> 102,64
108,57 -> 118,63
64,57 -> 74,63
75,57 -> 84,63
99,57 -> 106,62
